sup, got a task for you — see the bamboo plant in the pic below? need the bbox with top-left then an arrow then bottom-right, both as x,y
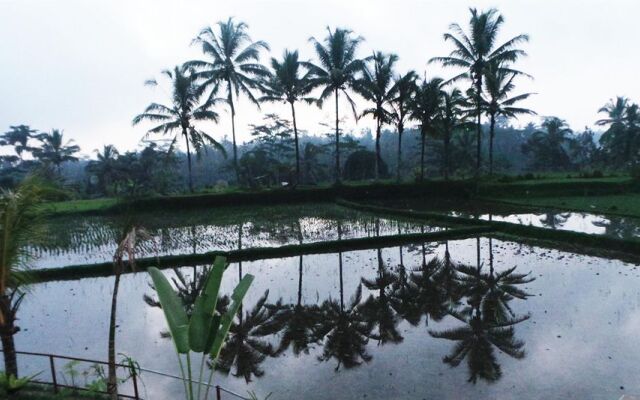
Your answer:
148,256 -> 253,400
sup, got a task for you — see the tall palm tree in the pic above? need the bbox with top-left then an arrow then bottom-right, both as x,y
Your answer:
521,117 -> 573,171
483,62 -> 536,175
259,50 -> 314,184
0,125 -> 37,160
409,77 -> 444,181
596,96 -> 634,165
132,65 -> 225,193
430,7 -> 529,178
305,27 -> 367,185
33,129 -> 80,176
356,52 -> 398,181
189,18 -> 270,184
439,88 -> 469,180
0,176 -> 49,377
389,71 -> 417,182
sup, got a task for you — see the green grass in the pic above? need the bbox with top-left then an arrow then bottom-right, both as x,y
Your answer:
41,198 -> 119,215
493,194 -> 640,218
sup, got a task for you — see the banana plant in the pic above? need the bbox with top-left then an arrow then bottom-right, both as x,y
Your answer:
148,256 -> 254,400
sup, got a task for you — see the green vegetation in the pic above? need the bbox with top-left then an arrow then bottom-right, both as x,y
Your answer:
493,194 -> 640,218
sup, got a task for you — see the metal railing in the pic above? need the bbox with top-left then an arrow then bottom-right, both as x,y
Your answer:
3,349 -> 251,400
2,350 -> 139,399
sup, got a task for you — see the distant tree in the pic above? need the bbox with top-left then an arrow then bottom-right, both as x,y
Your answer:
0,125 -> 38,160
33,129 -> 80,176
132,65 -> 225,193
86,145 -> 119,196
343,150 -> 388,181
431,7 -> 529,177
388,71 -> 417,182
355,52 -> 398,181
439,88 -> 469,180
483,62 -> 535,175
260,50 -> 314,184
409,77 -> 444,181
597,97 -> 639,168
190,18 -> 270,183
305,27 -> 367,185
569,129 -> 598,170
521,117 -> 573,171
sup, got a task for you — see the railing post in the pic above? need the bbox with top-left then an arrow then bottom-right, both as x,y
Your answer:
49,355 -> 58,393
132,367 -> 140,400
216,385 -> 222,400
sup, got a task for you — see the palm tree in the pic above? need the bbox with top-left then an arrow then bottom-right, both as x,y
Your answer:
596,96 -> 634,166
356,52 -> 398,181
189,18 -> 270,184
409,77 -> 444,181
521,117 -> 573,171
305,27 -> 367,185
33,129 -> 80,176
439,88 -> 469,180
87,145 -> 119,196
132,65 -> 225,193
389,71 -> 417,182
483,62 -> 536,175
0,176 -> 49,377
260,50 -> 314,185
0,125 -> 37,160
430,7 -> 529,178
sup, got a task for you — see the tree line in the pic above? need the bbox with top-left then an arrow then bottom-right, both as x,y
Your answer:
2,8 -> 639,195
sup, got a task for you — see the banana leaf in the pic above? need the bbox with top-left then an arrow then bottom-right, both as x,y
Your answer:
189,257 -> 226,352
209,274 -> 254,357
148,267 -> 190,354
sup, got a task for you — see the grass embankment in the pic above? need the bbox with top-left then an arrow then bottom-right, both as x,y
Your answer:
42,176 -> 638,217
488,194 -> 640,218
337,199 -> 640,263
1,384 -> 107,399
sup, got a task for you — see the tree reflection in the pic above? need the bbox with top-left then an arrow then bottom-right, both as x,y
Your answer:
539,212 -> 570,229
429,238 -> 533,383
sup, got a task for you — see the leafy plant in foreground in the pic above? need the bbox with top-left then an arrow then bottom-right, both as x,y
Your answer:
148,256 -> 254,400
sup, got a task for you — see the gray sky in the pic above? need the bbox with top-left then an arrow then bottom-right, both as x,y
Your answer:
1,0 -> 638,157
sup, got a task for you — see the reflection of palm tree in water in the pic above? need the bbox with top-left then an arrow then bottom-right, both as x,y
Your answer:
360,220 -> 403,344
429,237 -> 533,383
592,216 -> 640,239
539,212 -> 570,229
315,220 -> 374,370
264,221 -> 322,356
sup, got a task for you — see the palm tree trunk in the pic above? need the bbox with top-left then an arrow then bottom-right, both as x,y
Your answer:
489,113 -> 496,176
107,272 -> 121,399
375,119 -> 381,181
184,130 -> 194,193
228,84 -> 240,185
420,131 -> 426,182
337,221 -> 344,311
396,125 -> 403,183
290,101 -> 301,186
0,294 -> 18,378
334,89 -> 341,185
475,79 -> 482,179
444,130 -> 450,181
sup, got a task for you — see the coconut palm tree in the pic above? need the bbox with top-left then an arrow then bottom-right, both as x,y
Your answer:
483,62 -> 536,175
409,77 -> 444,181
521,117 -> 573,171
132,65 -> 225,193
189,18 -> 270,184
259,50 -> 315,185
0,176 -> 49,377
0,125 -> 38,160
389,71 -> 417,182
355,52 -> 398,181
305,27 -> 367,185
87,145 -> 119,196
596,96 -> 636,166
430,7 -> 529,178
439,88 -> 469,180
33,129 -> 80,176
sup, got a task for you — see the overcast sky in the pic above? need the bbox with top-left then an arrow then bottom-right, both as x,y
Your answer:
1,0 -> 639,157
